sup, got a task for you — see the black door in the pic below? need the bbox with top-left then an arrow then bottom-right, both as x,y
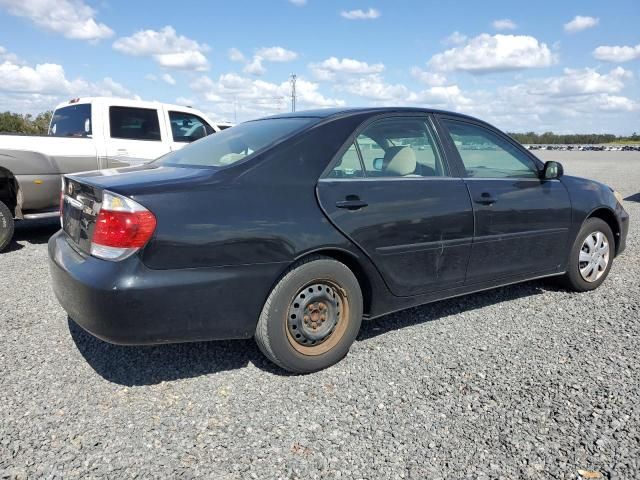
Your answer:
436,117 -> 572,284
317,115 -> 474,297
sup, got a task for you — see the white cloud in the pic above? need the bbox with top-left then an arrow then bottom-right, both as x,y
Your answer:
145,74 -> 157,82
189,73 -> 344,119
228,48 -> 246,62
161,73 -> 176,85
411,67 -> 447,86
428,34 -> 556,73
0,61 -> 80,94
340,8 -> 380,20
342,75 -> 409,102
0,45 -> 22,64
564,15 -> 599,33
256,46 -> 298,62
526,67 -> 632,97
443,31 -> 467,46
593,43 -> 640,63
113,26 -> 209,71
0,59 -> 137,98
492,19 -> 517,30
289,0 -> 307,6
0,0 -> 113,41
339,73 -> 472,111
0,52 -> 139,114
309,57 -> 384,81
240,46 -> 298,76
243,56 -> 266,76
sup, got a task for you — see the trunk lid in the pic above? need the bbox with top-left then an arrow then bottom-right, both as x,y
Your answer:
62,164 -> 217,255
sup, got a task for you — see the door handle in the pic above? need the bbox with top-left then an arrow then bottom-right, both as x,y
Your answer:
475,192 -> 497,205
336,196 -> 368,210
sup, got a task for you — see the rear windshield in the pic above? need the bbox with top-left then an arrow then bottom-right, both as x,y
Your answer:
155,117 -> 315,168
49,104 -> 92,137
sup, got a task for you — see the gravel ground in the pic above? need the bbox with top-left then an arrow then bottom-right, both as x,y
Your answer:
1,152 -> 639,479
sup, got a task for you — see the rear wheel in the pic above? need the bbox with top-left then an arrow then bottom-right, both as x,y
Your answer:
0,200 -> 15,253
255,256 -> 363,373
560,217 -> 614,292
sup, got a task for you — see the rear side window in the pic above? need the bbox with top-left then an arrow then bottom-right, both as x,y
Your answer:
328,117 -> 446,178
442,120 -> 538,178
110,107 -> 161,141
156,117 -> 314,168
330,143 -> 364,178
49,104 -> 92,137
169,111 -> 214,143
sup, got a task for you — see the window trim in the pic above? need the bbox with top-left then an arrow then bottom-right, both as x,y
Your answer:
320,113 -> 452,180
109,106 -> 162,142
434,115 -> 544,180
168,110 -> 214,143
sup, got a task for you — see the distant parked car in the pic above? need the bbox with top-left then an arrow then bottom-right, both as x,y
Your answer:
0,97 -> 231,251
49,108 -> 629,373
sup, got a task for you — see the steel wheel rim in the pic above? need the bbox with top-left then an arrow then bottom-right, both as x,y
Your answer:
286,280 -> 349,356
578,231 -> 610,283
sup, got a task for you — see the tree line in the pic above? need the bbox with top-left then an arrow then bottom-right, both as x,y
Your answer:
508,131 -> 640,145
0,111 -> 53,135
0,110 -> 638,144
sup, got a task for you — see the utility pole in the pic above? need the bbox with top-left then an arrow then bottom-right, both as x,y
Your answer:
290,73 -> 297,112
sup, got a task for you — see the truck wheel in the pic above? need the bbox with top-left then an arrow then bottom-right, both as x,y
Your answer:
0,200 -> 15,252
255,256 -> 363,374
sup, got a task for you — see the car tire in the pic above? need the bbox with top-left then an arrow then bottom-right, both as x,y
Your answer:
255,256 -> 363,373
0,200 -> 15,253
560,217 -> 615,292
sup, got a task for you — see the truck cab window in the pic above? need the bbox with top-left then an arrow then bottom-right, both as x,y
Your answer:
169,111 -> 214,143
49,104 -> 92,137
109,107 -> 161,141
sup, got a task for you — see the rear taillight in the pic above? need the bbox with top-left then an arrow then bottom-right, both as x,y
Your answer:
90,191 -> 156,261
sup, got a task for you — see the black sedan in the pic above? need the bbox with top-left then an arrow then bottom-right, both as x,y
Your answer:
49,108 -> 629,373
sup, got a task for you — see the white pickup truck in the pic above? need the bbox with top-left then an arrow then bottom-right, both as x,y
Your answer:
0,97 -> 231,251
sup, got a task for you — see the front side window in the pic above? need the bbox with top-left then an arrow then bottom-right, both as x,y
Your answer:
169,111 -> 214,143
442,120 -> 538,178
49,104 -> 92,137
109,107 -> 161,141
358,117 -> 445,178
156,117 -> 314,168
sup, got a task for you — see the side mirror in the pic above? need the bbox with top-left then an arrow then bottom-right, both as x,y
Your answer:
372,157 -> 384,171
542,161 -> 563,180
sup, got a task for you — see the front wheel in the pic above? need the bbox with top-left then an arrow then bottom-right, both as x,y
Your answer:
0,200 -> 15,253
255,256 -> 363,373
560,217 -> 615,292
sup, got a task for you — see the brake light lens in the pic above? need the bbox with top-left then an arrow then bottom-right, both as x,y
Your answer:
90,191 -> 156,261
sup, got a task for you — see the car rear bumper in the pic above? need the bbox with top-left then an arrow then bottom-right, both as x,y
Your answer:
48,231 -> 286,345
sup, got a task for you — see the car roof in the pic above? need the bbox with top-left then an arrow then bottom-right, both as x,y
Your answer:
261,106 -> 482,124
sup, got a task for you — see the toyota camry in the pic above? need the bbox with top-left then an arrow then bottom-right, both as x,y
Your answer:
49,108 -> 629,373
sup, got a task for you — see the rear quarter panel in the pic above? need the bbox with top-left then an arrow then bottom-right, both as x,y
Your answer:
139,113 -> 375,270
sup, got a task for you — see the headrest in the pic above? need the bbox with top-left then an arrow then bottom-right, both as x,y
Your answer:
383,146 -> 416,176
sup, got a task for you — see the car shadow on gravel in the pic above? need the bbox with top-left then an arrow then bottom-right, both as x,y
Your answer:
358,279 -> 556,341
68,318 -> 287,385
70,280 -> 560,384
11,218 -> 60,247
624,193 -> 640,203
